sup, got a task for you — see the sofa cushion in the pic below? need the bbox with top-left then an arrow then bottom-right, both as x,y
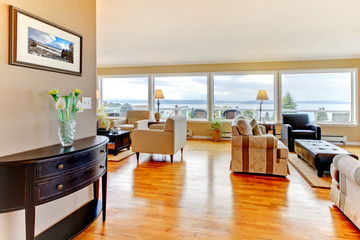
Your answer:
292,130 -> 316,137
249,118 -> 262,136
117,124 -> 134,131
236,119 -> 253,136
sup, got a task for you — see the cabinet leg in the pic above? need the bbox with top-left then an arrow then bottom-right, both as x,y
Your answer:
102,172 -> 107,221
25,164 -> 36,240
93,180 -> 99,200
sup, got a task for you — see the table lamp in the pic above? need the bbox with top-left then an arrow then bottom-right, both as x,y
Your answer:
256,90 -> 269,122
154,89 -> 164,122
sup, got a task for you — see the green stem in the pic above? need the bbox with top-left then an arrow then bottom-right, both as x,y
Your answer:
71,94 -> 79,119
51,94 -> 64,122
64,96 -> 70,122
58,110 -> 64,122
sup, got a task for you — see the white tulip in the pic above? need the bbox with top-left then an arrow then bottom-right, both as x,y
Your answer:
55,98 -> 65,110
76,100 -> 84,112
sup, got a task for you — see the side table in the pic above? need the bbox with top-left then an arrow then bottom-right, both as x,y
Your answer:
97,130 -> 130,155
148,121 -> 165,127
261,123 -> 276,136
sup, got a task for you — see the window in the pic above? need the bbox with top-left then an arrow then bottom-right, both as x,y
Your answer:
101,76 -> 148,117
213,73 -> 275,121
280,70 -> 356,124
98,68 -> 357,126
153,74 -> 208,119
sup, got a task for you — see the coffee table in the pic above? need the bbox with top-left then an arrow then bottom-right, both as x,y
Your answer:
97,130 -> 130,156
294,139 -> 357,177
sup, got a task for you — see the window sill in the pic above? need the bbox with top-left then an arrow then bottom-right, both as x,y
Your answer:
312,123 -> 358,127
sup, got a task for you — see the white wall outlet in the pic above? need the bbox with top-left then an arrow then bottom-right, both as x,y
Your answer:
82,97 -> 92,109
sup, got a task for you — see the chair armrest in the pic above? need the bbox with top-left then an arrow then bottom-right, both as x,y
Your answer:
308,124 -> 321,139
331,154 -> 349,182
134,119 -> 149,130
232,134 -> 278,149
112,118 -> 126,126
338,155 -> 360,186
281,124 -> 292,147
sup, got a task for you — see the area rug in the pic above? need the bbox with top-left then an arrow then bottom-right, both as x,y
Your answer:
288,153 -> 332,189
108,148 -> 135,162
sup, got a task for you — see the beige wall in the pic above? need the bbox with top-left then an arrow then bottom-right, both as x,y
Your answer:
98,58 -> 360,142
0,1 -> 96,239
0,0 -> 97,157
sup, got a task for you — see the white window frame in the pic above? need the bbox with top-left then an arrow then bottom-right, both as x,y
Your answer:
279,68 -> 358,126
210,70 -> 278,122
97,68 -> 357,127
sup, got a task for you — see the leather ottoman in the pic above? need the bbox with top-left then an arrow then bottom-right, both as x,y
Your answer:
294,139 -> 357,177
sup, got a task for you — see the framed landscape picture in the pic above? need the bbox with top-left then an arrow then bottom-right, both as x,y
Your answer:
9,6 -> 82,76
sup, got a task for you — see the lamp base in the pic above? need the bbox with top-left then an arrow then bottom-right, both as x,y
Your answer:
154,112 -> 161,122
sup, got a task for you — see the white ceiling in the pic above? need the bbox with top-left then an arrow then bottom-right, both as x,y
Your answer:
96,0 -> 360,67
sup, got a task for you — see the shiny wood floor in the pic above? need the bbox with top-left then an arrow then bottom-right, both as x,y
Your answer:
76,140 -> 360,240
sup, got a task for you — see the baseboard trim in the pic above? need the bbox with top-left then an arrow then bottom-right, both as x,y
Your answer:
344,142 -> 360,146
187,136 -> 210,139
187,136 -> 231,141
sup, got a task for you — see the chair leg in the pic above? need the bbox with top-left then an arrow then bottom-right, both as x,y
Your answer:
181,147 -> 183,155
136,152 -> 139,161
170,155 -> 173,163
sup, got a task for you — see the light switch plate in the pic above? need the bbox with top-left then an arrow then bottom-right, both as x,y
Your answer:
82,97 -> 92,109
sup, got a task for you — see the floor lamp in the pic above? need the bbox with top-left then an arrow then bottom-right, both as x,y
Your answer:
154,89 -> 164,122
256,90 -> 269,122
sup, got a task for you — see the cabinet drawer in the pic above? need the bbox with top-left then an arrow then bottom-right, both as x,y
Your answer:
37,144 -> 106,180
37,158 -> 106,203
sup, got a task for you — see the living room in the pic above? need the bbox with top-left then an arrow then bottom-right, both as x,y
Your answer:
1,0 -> 360,239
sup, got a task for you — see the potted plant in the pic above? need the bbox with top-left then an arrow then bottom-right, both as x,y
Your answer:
209,118 -> 223,142
48,88 -> 83,147
96,106 -> 110,130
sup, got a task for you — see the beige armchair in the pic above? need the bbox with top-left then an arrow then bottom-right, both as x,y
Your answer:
330,154 -> 360,229
112,110 -> 150,132
132,115 -> 187,163
230,118 -> 289,176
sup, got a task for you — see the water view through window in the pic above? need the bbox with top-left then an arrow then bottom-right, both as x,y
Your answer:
214,74 -> 275,120
154,75 -> 208,119
102,77 -> 148,117
281,72 -> 353,123
100,69 -> 356,124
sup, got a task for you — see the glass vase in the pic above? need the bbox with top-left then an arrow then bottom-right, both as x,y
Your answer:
58,119 -> 76,147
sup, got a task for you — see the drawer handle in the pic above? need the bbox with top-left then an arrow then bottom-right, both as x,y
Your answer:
100,149 -> 105,153
56,184 -> 64,190
57,164 -> 64,170
100,165 -> 105,169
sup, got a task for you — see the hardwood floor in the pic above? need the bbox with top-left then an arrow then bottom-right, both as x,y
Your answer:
75,140 -> 360,240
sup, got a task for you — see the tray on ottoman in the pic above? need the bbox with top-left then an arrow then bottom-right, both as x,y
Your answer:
294,139 -> 357,177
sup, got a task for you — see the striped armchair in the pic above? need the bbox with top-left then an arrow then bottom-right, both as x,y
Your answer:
230,121 -> 289,176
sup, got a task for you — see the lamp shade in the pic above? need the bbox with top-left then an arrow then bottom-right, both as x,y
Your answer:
154,89 -> 164,99
256,90 -> 269,101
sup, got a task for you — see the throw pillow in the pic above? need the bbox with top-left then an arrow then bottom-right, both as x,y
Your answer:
249,118 -> 262,136
236,119 -> 253,136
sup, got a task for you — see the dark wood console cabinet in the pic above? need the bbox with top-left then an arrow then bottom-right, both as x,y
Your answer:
0,136 -> 109,240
